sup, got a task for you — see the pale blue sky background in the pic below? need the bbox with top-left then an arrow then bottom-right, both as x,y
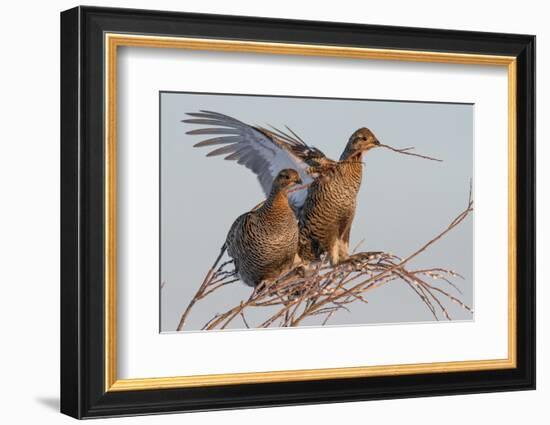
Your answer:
160,92 -> 474,332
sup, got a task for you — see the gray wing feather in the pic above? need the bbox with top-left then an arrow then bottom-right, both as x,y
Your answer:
183,110 -> 314,210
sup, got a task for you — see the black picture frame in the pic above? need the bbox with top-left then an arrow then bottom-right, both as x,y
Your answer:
60,5 -> 535,419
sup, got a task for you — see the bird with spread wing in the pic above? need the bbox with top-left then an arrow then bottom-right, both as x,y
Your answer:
183,110 -> 383,267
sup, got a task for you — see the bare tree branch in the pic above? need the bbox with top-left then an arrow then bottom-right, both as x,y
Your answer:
177,188 -> 473,331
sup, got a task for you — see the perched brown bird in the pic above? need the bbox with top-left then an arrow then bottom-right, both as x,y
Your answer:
299,128 -> 379,265
183,111 -> 380,267
224,169 -> 302,287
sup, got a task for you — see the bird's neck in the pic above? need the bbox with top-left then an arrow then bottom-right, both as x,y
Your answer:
338,151 -> 363,189
340,146 -> 363,161
261,188 -> 291,217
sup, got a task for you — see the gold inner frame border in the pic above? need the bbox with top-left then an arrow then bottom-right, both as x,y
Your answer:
104,33 -> 517,392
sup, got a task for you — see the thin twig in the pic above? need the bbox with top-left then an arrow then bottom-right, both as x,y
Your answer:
380,144 -> 443,162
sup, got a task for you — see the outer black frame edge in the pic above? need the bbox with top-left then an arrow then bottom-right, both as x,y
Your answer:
60,6 -> 82,419
515,34 -> 536,392
60,5 -> 536,419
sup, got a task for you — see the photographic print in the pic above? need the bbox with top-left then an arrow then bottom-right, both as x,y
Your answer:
160,92 -> 474,332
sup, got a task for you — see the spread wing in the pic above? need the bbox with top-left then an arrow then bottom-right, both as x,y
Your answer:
183,110 -> 328,211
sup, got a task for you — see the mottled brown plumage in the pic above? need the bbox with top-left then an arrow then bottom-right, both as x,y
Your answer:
299,128 -> 380,265
225,169 -> 302,287
183,111 -> 380,268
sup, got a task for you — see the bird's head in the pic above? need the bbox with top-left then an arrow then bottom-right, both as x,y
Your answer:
273,168 -> 303,192
341,127 -> 380,161
347,127 -> 380,153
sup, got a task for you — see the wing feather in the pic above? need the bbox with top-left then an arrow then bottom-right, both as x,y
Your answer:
206,143 -> 248,157
225,147 -> 249,161
193,136 -> 242,147
183,110 -> 329,210
187,128 -> 241,136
